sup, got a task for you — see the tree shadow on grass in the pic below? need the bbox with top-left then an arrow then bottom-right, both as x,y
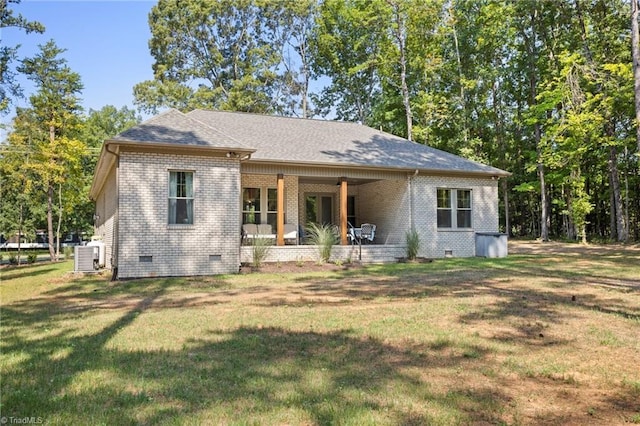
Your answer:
281,255 -> 639,322
2,290 -> 509,425
0,266 -> 57,282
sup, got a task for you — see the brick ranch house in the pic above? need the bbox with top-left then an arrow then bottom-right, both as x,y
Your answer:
89,109 -> 510,279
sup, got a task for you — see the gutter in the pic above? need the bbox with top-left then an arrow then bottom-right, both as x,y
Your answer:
243,158 -> 511,178
408,169 -> 419,231
105,143 -> 120,281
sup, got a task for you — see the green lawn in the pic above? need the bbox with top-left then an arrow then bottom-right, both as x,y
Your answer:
1,242 -> 639,425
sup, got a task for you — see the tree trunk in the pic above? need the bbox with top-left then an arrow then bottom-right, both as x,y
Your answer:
608,145 -> 628,241
502,178 -> 510,236
527,7 -> 549,241
47,184 -> 56,261
47,124 -> 58,261
17,202 -> 23,266
391,4 -> 413,141
609,173 -> 617,240
632,0 -> 640,159
56,183 -> 63,258
564,184 -> 577,241
537,127 -> 549,241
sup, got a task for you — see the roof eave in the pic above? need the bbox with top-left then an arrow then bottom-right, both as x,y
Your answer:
244,158 -> 511,178
108,138 -> 256,155
89,139 -> 257,200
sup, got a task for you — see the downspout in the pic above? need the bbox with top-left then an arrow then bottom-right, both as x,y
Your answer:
409,169 -> 418,231
237,153 -> 252,271
105,143 -> 120,281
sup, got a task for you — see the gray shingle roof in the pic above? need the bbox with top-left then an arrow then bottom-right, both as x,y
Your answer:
112,108 -> 251,150
110,108 -> 508,176
188,109 -> 509,176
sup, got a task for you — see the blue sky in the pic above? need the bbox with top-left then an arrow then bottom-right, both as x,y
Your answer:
3,0 -> 156,124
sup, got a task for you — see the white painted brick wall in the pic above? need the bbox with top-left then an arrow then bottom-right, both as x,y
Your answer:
412,176 -> 499,258
94,166 -> 116,269
358,178 -> 410,244
116,152 -> 241,278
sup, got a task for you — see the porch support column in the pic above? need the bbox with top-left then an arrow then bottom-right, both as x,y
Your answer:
339,177 -> 348,245
277,173 -> 285,246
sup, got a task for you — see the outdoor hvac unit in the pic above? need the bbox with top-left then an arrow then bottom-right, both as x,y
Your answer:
74,246 -> 98,272
475,232 -> 508,258
87,240 -> 105,267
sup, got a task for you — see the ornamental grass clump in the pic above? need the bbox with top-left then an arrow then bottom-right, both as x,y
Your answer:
251,237 -> 271,268
306,222 -> 338,263
406,229 -> 420,261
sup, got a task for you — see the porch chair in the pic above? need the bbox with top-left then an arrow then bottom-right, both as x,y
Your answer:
359,223 -> 376,244
347,221 -> 357,245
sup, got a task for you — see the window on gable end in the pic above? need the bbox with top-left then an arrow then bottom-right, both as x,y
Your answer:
169,171 -> 194,225
437,189 -> 452,228
437,188 -> 472,229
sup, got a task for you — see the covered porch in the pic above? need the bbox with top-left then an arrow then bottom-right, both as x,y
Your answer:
240,164 -> 413,261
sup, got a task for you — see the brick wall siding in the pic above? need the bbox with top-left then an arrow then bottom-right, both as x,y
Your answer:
358,178 -> 410,244
412,176 -> 499,258
96,154 -> 501,277
94,166 -> 117,269
116,152 -> 241,278
240,244 -> 406,264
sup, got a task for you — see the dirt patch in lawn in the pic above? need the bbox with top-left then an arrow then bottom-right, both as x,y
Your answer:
509,239 -> 640,255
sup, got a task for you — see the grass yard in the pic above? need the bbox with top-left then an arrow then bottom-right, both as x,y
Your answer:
1,241 -> 639,425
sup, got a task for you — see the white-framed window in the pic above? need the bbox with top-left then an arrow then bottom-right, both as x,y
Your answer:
242,187 -> 261,224
456,189 -> 472,228
169,171 -> 194,224
267,188 -> 278,228
242,187 -> 279,225
437,188 -> 472,229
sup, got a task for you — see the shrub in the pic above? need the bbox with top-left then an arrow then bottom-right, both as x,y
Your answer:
27,252 -> 37,264
306,222 -> 338,263
406,229 -> 420,261
251,237 -> 271,268
8,253 -> 18,265
63,246 -> 74,260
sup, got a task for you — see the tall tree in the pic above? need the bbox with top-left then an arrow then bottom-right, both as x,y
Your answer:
310,0 -> 385,124
73,106 -> 140,236
0,115 -> 44,263
632,0 -> 640,161
273,0 -> 317,118
134,0 -> 295,114
14,40 -> 85,260
0,0 -> 45,114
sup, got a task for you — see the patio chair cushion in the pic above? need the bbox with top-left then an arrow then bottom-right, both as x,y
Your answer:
257,224 -> 273,235
283,223 -> 298,240
243,224 -> 298,243
242,224 -> 258,237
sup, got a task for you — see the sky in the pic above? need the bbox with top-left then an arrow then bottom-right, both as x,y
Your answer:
2,0 -> 157,131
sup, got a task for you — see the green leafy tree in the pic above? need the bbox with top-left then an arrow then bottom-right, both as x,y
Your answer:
134,0 -> 295,114
0,0 -> 45,114
0,121 -> 44,263
310,0 -> 385,124
13,40 -> 86,260
274,0 -> 318,117
73,106 -> 140,236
